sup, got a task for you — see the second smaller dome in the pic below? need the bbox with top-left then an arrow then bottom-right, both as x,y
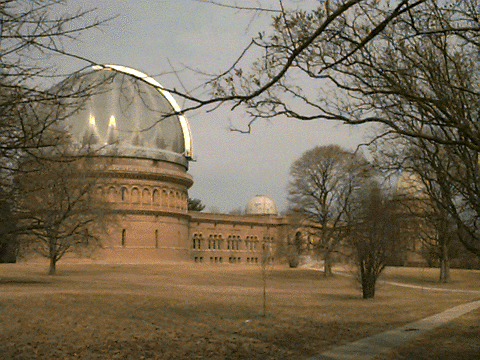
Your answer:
246,195 -> 278,215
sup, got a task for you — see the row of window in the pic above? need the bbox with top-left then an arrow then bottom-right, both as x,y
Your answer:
192,256 -> 269,264
193,234 -> 256,240
192,239 -> 269,251
192,233 -> 271,251
246,257 -> 274,264
118,229 -> 273,251
98,185 -> 187,210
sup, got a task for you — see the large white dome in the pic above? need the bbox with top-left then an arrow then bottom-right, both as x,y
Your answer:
245,195 -> 278,215
56,65 -> 193,167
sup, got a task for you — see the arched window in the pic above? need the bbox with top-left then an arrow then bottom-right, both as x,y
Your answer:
120,187 -> 128,202
142,188 -> 151,204
108,187 -> 116,202
131,187 -> 140,203
175,191 -> 180,208
153,189 -> 160,205
155,229 -> 159,248
181,192 -> 187,210
162,189 -> 168,207
96,186 -> 104,200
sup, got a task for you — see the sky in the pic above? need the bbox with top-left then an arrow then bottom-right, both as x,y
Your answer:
56,0 -> 370,213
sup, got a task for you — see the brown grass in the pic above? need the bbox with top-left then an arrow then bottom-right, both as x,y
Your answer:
375,309 -> 480,360
0,262 -> 479,359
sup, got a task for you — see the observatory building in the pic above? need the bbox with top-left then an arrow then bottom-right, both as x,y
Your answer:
61,65 -> 291,264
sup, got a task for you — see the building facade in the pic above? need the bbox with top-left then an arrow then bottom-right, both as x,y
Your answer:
62,65 -> 292,264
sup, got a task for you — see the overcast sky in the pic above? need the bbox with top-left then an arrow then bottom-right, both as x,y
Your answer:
59,0 -> 370,213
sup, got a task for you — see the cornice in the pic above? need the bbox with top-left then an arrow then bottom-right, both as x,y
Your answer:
95,167 -> 194,188
111,208 -> 191,220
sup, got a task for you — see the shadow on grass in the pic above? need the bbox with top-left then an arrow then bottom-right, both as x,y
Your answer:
0,277 -> 51,285
320,292 -> 362,301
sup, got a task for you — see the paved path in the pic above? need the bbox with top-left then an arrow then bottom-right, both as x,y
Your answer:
308,299 -> 480,360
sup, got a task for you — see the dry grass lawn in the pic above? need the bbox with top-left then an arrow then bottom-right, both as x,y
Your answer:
375,309 -> 480,360
0,262 -> 479,359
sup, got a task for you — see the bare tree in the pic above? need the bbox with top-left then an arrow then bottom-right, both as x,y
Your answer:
286,227 -> 305,269
178,0 -> 480,257
259,227 -> 274,317
0,0 -> 106,155
402,140 -> 458,283
180,1 -> 479,142
288,145 -> 370,276
373,121 -> 479,280
175,1 -> 435,120
0,187 -> 17,262
16,150 -> 113,275
0,1 -> 108,260
348,181 -> 405,299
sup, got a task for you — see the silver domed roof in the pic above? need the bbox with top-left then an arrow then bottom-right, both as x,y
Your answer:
58,65 -> 192,167
245,195 -> 278,215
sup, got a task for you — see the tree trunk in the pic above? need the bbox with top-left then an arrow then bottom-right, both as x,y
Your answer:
361,273 -> 376,299
48,256 -> 57,275
262,274 -> 267,317
287,248 -> 299,268
324,251 -> 333,277
439,241 -> 450,283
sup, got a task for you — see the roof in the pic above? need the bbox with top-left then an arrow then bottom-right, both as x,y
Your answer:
57,64 -> 193,167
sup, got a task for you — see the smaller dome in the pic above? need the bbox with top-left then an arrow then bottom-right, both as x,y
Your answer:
246,195 -> 278,215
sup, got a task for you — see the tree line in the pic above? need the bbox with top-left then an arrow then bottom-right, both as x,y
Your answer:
285,143 -> 478,298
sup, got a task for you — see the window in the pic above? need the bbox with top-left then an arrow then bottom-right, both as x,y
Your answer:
120,187 -> 128,202
96,186 -> 104,199
108,187 -> 116,202
131,188 -> 140,203
155,230 -> 159,248
153,189 -> 160,204
208,234 -> 223,250
162,189 -> 168,207
121,229 -> 126,247
192,234 -> 202,249
142,188 -> 151,204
